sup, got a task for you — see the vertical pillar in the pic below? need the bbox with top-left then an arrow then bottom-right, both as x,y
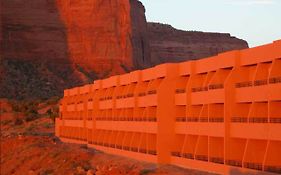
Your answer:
157,64 -> 179,164
92,80 -> 102,144
224,51 -> 241,164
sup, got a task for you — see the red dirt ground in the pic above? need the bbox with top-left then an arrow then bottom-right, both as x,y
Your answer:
0,99 -> 215,175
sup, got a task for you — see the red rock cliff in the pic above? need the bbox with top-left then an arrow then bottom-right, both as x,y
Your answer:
130,0 -> 151,69
0,0 -> 150,99
0,0 -> 248,100
1,0 -> 69,63
56,0 -> 150,76
1,0 -> 150,74
1,0 -> 80,100
148,22 -> 249,65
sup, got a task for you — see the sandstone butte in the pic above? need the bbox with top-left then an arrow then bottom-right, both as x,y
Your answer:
55,0 -> 151,76
0,0 -> 248,99
147,22 -> 249,66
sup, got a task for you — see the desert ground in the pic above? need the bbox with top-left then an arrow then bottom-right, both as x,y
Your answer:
0,99 -> 214,175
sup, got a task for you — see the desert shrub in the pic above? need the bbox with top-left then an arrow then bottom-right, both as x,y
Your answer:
0,108 -> 7,114
11,101 -> 31,112
42,122 -> 52,128
9,100 -> 40,124
139,169 -> 155,175
1,120 -> 12,125
45,96 -> 60,105
0,59 -> 65,100
80,160 -> 92,172
14,118 -> 23,125
11,102 -> 21,112
26,124 -> 36,132
23,101 -> 39,122
25,109 -> 39,122
40,169 -> 54,175
47,106 -> 59,122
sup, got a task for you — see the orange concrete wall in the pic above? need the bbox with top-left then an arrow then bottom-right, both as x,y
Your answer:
56,40 -> 281,175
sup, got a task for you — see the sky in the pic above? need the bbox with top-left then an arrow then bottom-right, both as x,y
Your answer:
139,0 -> 281,47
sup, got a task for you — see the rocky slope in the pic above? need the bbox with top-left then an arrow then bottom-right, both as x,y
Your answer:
0,99 -> 214,175
0,0 -> 90,100
0,0 -> 248,100
148,22 -> 248,65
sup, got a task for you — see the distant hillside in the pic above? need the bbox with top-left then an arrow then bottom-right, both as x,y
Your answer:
148,22 -> 248,65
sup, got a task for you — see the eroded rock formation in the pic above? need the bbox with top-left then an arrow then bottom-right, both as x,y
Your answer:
56,0 -> 150,76
130,0 -> 151,68
147,22 -> 249,65
0,0 -> 150,99
1,0 -> 69,63
0,0 -> 82,100
0,0 -> 248,100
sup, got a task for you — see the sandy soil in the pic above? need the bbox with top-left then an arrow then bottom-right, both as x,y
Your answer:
0,100 -> 215,175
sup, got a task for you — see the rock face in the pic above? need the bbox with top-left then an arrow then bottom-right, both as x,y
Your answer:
1,0 -> 150,74
0,0 -> 83,100
56,0 -> 150,76
0,0 -> 150,99
0,0 -> 248,100
1,0 -> 69,63
147,23 -> 249,65
130,0 -> 151,69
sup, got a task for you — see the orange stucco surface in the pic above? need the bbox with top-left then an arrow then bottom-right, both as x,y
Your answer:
56,40 -> 281,175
